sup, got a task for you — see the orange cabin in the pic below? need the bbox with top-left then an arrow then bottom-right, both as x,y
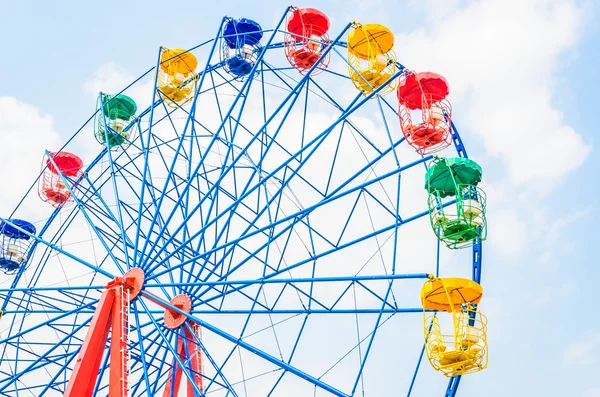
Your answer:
284,7 -> 331,74
397,71 -> 453,154
38,152 -> 84,207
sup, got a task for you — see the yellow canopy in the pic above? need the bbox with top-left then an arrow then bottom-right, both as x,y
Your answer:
160,48 -> 198,75
421,278 -> 483,311
348,23 -> 394,60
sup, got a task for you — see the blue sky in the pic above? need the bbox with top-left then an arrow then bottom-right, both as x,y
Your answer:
0,0 -> 599,396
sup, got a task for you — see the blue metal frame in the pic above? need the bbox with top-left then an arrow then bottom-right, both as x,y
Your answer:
0,7 -> 482,396
440,122 -> 483,397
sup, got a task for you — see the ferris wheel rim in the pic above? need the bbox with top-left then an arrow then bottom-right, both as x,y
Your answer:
0,9 -> 482,397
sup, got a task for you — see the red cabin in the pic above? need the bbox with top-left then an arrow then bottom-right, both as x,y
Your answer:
38,152 -> 84,207
284,7 -> 331,74
397,71 -> 452,154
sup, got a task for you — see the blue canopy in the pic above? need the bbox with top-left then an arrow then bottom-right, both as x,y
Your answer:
223,18 -> 263,49
0,219 -> 36,240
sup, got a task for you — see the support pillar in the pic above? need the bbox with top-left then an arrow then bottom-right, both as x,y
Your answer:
64,268 -> 144,397
159,294 -> 204,397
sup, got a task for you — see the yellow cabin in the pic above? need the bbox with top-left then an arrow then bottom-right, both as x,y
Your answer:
158,48 -> 198,107
421,277 -> 488,377
347,23 -> 397,96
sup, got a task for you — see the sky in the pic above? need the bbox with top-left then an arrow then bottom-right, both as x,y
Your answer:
0,0 -> 599,396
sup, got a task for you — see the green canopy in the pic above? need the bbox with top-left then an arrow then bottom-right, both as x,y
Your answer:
102,94 -> 137,121
425,157 -> 482,198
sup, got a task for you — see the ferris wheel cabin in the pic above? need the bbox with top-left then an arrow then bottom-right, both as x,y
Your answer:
222,18 -> 263,79
397,71 -> 453,154
0,219 -> 36,275
284,7 -> 331,74
347,23 -> 397,96
37,151 -> 84,207
426,157 -> 487,249
158,48 -> 198,106
95,94 -> 138,150
421,277 -> 488,377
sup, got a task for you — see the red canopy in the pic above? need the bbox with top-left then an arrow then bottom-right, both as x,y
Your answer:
287,8 -> 330,41
46,152 -> 83,177
397,72 -> 449,110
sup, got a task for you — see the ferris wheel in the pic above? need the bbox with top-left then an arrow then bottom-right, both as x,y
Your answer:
0,6 -> 488,397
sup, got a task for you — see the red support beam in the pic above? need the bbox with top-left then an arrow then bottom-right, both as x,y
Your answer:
64,269 -> 144,397
162,335 -> 185,397
64,289 -> 115,397
162,322 -> 204,397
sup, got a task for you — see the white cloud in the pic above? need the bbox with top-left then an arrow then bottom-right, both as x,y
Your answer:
563,333 -> 600,367
397,0 -> 591,190
529,279 -> 576,305
486,208 -> 527,257
539,207 -> 589,263
83,62 -> 154,110
0,97 -> 61,219
83,62 -> 135,98
582,388 -> 600,397
544,207 -> 589,247
559,280 -> 576,298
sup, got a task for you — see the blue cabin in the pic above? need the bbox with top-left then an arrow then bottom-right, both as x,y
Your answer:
0,219 -> 36,274
221,18 -> 263,79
